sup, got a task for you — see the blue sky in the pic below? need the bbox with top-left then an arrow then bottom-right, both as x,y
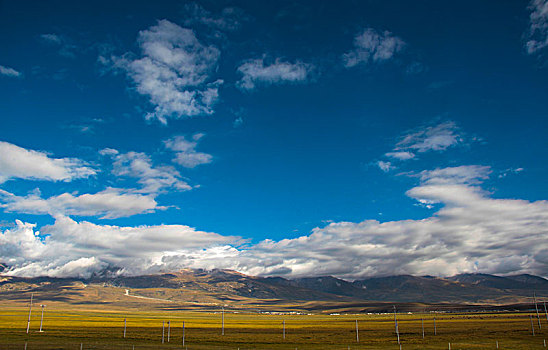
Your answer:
0,0 -> 547,279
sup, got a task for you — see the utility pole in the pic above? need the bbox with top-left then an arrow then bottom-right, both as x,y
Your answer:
162,321 -> 165,343
39,304 -> 46,332
167,321 -> 170,342
421,317 -> 424,339
182,321 -> 185,346
534,293 -> 542,329
393,306 -> 400,344
221,307 -> 225,335
283,320 -> 286,340
124,318 -> 127,338
355,319 -> 359,343
26,293 -> 33,334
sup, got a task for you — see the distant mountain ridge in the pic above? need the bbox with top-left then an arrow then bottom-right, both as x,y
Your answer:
1,269 -> 547,311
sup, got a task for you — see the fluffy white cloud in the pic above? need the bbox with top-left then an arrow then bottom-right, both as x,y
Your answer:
0,65 -> 22,78
0,141 -> 95,183
0,188 -> 161,219
102,150 -> 192,193
2,165 -> 546,279
343,28 -> 405,68
233,166 -> 548,279
377,160 -> 394,172
526,0 -> 548,54
113,20 -> 221,124
1,216 -> 238,278
237,58 -> 313,90
164,134 -> 213,168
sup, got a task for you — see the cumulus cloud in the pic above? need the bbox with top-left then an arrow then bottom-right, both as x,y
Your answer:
236,57 -> 313,90
112,20 -> 221,124
234,166 -> 548,279
102,150 -> 192,193
343,27 -> 405,68
377,160 -> 394,172
0,188 -> 161,219
164,133 -> 213,168
407,165 -> 491,208
0,65 -> 22,78
0,141 -> 95,183
2,164 -> 546,279
525,0 -> 548,54
0,216 -> 238,278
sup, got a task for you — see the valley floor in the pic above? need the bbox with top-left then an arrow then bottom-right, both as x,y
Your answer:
0,307 -> 546,349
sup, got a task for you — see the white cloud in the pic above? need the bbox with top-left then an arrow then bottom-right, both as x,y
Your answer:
385,151 -> 415,160
377,160 -> 394,172
1,216 -> 238,278
0,141 -> 95,183
0,65 -> 22,78
113,20 -> 221,124
526,0 -> 548,54
4,164 -> 544,280
103,150 -> 192,193
164,134 -> 213,168
499,167 -> 524,178
0,188 -> 161,219
343,28 -> 405,68
417,165 -> 491,185
235,166 -> 548,279
379,122 -> 472,167
395,121 -> 463,153
236,58 -> 313,90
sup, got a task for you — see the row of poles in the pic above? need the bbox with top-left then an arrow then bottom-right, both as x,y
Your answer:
118,305 -> 545,345
530,292 -> 548,336
23,293 -> 548,345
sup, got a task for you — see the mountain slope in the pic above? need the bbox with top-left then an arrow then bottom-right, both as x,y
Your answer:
1,270 -> 547,312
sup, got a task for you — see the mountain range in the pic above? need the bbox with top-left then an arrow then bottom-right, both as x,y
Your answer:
1,269 -> 547,313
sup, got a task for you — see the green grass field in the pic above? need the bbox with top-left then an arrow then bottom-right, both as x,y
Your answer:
0,308 -> 546,349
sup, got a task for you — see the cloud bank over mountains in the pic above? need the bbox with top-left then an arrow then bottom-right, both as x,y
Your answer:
2,164 -> 546,279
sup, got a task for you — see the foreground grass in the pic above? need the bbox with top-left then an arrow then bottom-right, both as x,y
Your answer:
0,308 -> 546,349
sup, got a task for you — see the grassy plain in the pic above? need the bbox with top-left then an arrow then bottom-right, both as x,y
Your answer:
0,307 -> 547,350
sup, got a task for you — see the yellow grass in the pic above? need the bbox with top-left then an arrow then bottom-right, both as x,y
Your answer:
0,307 -> 547,349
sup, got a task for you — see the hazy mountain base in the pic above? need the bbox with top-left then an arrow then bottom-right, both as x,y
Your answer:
1,269 -> 547,313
